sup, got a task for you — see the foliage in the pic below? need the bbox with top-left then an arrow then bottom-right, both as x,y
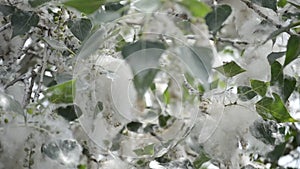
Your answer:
1,0 -> 300,168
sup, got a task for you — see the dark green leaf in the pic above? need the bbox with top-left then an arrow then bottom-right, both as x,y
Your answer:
255,93 -> 296,122
180,0 -> 212,18
250,119 -> 275,145
175,46 -> 213,88
158,115 -> 171,128
251,0 -> 277,11
57,105 -> 79,121
45,79 -> 75,104
67,18 -> 92,41
237,86 -> 257,101
205,5 -> 232,33
215,61 -> 246,77
250,79 -> 268,96
11,10 -> 39,37
122,40 -> 166,98
0,5 -> 15,16
284,35 -> 300,67
122,40 -> 166,58
28,0 -> 50,7
63,0 -> 106,14
270,61 -> 283,85
282,76 -> 296,102
267,52 -> 285,64
133,144 -> 155,156
193,151 -> 210,168
127,121 -> 142,132
267,142 -> 286,162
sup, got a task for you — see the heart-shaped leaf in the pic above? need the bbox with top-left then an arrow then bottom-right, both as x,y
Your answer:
11,10 -> 39,37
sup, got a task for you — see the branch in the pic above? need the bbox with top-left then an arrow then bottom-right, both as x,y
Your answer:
209,37 -> 249,45
241,0 -> 282,29
0,23 -> 11,33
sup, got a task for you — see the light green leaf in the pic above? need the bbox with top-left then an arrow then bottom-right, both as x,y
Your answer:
277,0 -> 287,7
133,0 -> 160,13
43,37 -> 73,54
180,0 -> 212,18
175,46 -> 213,88
193,151 -> 210,169
163,87 -> 170,104
250,79 -> 268,96
215,61 -> 246,77
282,76 -> 296,102
122,40 -> 166,98
251,0 -> 277,11
67,18 -> 92,41
28,0 -> 50,7
237,86 -> 257,101
63,0 -> 106,14
205,4 -> 232,33
0,91 -> 23,115
284,35 -> 300,67
45,79 -> 75,104
267,52 -> 285,64
255,93 -> 296,122
133,144 -> 155,156
11,10 -> 39,37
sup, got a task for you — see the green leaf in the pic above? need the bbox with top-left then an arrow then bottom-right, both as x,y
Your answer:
267,142 -> 286,162
209,79 -> 219,90
127,121 -> 142,132
43,37 -> 73,53
282,76 -> 296,102
28,0 -> 50,7
180,0 -> 212,18
215,61 -> 246,77
0,5 -> 16,16
270,61 -> 283,85
250,79 -> 268,96
277,0 -> 287,7
250,119 -> 275,145
284,35 -> 300,67
193,151 -> 210,169
63,0 -> 106,14
77,164 -> 87,169
133,144 -> 155,156
57,105 -> 79,121
45,79 -> 75,104
175,46 -> 213,88
0,91 -> 23,115
163,87 -> 170,104
158,115 -> 171,128
237,86 -> 257,101
205,4 -> 232,33
255,93 -> 296,122
122,40 -> 166,98
133,0 -> 161,13
11,10 -> 39,37
67,18 -> 92,41
267,52 -> 285,65
251,0 -> 277,11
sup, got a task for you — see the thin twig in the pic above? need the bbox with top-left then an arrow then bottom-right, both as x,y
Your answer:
0,23 -> 11,33
241,0 -> 282,29
209,37 -> 249,45
4,74 -> 25,89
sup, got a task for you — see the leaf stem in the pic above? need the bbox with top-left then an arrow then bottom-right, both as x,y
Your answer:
0,23 -> 11,33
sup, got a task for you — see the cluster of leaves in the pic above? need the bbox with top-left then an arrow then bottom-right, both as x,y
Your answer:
1,0 -> 300,168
